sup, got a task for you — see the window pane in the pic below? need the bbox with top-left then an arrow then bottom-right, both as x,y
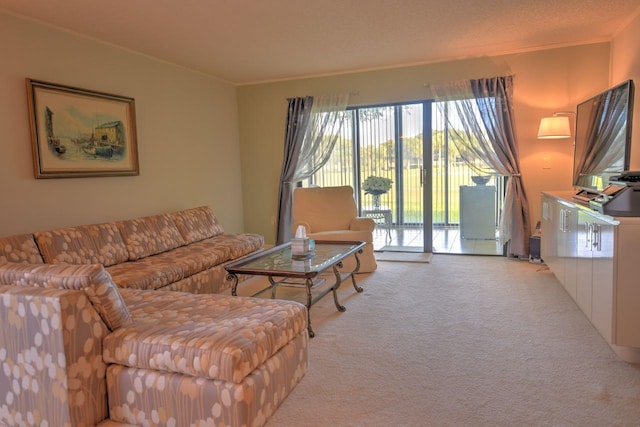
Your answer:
358,106 -> 395,212
401,104 -> 423,225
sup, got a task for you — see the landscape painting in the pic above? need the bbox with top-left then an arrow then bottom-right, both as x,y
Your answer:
27,79 -> 139,178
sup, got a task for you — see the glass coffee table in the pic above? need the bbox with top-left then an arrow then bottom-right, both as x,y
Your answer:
224,240 -> 365,337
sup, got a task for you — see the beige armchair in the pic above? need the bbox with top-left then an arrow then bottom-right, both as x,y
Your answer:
292,186 -> 377,272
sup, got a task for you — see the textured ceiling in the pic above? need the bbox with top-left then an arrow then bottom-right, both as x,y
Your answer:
1,0 -> 639,84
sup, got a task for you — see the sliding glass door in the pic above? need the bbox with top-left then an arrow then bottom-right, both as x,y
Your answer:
309,102 -> 432,253
397,103 -> 431,252
308,100 -> 503,255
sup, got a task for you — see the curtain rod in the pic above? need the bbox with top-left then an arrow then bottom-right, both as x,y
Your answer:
287,90 -> 359,101
424,74 -> 516,87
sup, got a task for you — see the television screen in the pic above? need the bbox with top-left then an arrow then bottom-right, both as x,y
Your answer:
573,80 -> 634,193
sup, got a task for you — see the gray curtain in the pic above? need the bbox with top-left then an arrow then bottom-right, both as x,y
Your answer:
432,76 -> 531,258
275,93 -> 351,244
471,77 -> 531,258
276,97 -> 313,245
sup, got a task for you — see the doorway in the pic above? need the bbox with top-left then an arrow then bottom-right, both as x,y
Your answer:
431,101 -> 505,255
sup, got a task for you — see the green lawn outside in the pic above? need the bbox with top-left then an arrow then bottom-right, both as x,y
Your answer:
315,164 -> 494,225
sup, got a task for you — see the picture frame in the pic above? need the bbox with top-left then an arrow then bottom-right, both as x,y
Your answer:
26,78 -> 139,178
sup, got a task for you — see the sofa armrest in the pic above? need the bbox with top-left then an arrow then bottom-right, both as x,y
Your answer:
0,285 -> 109,426
350,217 -> 376,232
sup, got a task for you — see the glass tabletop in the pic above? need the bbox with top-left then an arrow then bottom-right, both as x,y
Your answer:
225,240 -> 365,277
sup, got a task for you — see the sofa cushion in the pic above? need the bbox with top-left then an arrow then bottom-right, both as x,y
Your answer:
116,213 -> 186,261
106,257 -> 185,291
34,222 -> 129,267
105,331 -> 308,427
205,233 -> 265,260
104,289 -> 307,383
0,233 -> 44,265
105,233 -> 264,290
135,243 -> 228,279
0,263 -> 132,330
170,233 -> 264,276
170,206 -> 225,244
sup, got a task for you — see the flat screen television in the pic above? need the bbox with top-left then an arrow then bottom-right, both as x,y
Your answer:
572,79 -> 634,194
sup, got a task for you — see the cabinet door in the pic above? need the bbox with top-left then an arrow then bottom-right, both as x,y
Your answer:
541,196 -> 559,275
576,212 -> 593,317
590,218 -> 614,343
561,205 -> 578,300
614,223 -> 640,346
551,202 -> 567,284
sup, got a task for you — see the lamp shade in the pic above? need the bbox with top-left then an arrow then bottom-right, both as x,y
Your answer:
537,116 -> 571,139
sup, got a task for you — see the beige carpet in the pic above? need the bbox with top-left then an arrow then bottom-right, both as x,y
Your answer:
375,251 -> 433,263
236,255 -> 640,426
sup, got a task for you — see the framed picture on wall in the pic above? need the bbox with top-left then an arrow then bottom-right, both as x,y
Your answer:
26,78 -> 139,178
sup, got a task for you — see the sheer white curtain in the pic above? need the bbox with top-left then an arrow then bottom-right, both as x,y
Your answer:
276,93 -> 350,243
432,82 -> 501,176
290,93 -> 351,182
430,76 -> 531,258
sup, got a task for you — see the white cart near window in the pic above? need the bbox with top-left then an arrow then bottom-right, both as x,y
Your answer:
460,185 -> 496,240
362,207 -> 392,241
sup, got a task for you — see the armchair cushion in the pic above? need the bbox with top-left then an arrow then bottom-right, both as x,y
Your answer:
350,217 -> 376,232
292,186 -> 377,272
292,186 -> 357,233
306,230 -> 373,244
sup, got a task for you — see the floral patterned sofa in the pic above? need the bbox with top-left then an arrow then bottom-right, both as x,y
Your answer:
0,206 -> 309,425
0,205 -> 264,294
0,262 -> 309,426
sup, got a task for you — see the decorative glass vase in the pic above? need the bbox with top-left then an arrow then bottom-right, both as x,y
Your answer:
372,194 -> 382,209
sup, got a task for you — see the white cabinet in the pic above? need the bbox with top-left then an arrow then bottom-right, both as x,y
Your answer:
541,195 -> 577,299
541,191 -> 640,363
576,211 -> 615,342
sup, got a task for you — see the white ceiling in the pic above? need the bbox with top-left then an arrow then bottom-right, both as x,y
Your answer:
2,0 -> 640,85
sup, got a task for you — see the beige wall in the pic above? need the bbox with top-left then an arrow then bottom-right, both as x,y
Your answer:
238,44 -> 611,244
6,10 -> 635,246
611,13 -> 640,170
0,12 -> 246,236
